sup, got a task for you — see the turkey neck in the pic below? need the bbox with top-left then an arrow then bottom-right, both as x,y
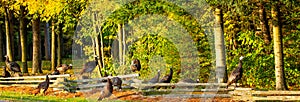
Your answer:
169,68 -> 173,77
46,75 -> 49,82
238,59 -> 243,75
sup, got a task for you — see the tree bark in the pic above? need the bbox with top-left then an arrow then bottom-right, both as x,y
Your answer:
92,12 -> 103,77
57,23 -> 62,66
214,8 -> 227,83
20,5 -> 28,73
4,7 -> 13,62
118,24 -> 123,65
51,20 -> 57,71
0,23 -> 3,62
259,1 -> 271,45
32,16 -> 43,74
44,22 -> 51,60
272,3 -> 288,90
0,21 -> 3,62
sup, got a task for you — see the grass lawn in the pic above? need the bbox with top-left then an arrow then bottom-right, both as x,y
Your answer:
0,91 -> 87,102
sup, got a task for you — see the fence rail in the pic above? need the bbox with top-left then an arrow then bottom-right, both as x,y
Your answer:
0,74 -> 71,91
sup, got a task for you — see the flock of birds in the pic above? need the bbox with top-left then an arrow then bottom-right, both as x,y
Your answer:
1,55 -> 245,99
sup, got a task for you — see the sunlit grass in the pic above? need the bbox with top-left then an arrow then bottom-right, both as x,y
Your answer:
0,91 -> 87,102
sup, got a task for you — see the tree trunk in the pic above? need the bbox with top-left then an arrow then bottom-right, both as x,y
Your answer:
32,16 -> 42,74
0,22 -> 3,62
8,10 -> 15,61
20,5 -> 28,73
272,3 -> 287,90
259,1 -> 271,45
4,7 -> 13,62
214,8 -> 227,83
122,23 -> 126,65
44,22 -> 51,60
92,12 -> 103,77
57,23 -> 62,66
99,26 -> 105,69
51,20 -> 57,71
118,24 -> 123,65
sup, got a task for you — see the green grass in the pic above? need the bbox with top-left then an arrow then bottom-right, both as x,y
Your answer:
0,91 -> 87,102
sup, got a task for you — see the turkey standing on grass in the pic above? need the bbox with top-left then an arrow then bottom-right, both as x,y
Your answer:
112,77 -> 122,90
5,55 -> 21,73
57,64 -> 72,74
98,78 -> 113,101
80,55 -> 99,76
2,66 -> 11,77
227,56 -> 244,89
130,59 -> 141,72
35,75 -> 50,95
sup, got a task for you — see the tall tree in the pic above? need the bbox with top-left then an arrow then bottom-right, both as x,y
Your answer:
51,20 -> 57,71
32,15 -> 42,74
272,1 -> 288,90
118,24 -> 124,65
4,6 -> 13,61
44,22 -> 50,60
56,23 -> 62,66
258,1 -> 271,45
0,22 -> 3,62
19,5 -> 28,73
214,7 -> 227,83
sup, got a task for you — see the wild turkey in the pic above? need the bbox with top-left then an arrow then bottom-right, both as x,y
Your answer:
50,69 -> 60,80
35,75 -> 50,95
111,77 -> 122,90
142,70 -> 160,90
51,69 -> 60,75
227,56 -> 244,89
148,70 -> 161,83
130,59 -> 141,72
98,78 -> 113,101
5,55 -> 21,73
57,64 -> 72,74
2,66 -> 11,78
80,56 -> 99,76
159,67 -> 173,83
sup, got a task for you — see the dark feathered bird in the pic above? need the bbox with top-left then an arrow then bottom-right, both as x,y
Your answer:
51,69 -> 60,75
130,59 -> 141,72
112,77 -> 122,90
5,55 -> 21,73
50,69 -> 60,80
227,56 -> 244,89
57,64 -> 72,74
2,66 -> 11,78
159,67 -> 173,83
80,56 -> 99,75
148,70 -> 161,83
98,78 -> 113,101
142,70 -> 161,90
35,75 -> 50,95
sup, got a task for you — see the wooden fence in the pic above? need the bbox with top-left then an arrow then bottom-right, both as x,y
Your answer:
230,88 -> 300,101
0,74 -> 70,91
62,74 -> 139,92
